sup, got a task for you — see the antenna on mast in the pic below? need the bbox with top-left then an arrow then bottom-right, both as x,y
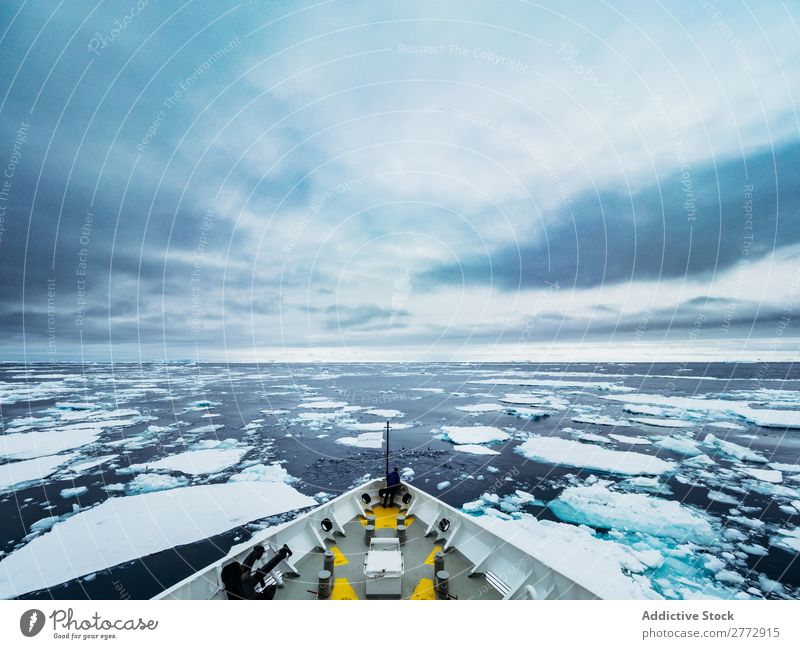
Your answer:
384,420 -> 390,480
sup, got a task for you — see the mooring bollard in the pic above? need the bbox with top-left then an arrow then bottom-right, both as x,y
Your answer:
365,514 -> 376,528
323,549 -> 335,576
318,570 -> 332,599
397,524 -> 407,546
434,550 -> 445,575
435,570 -> 450,600
396,513 -> 406,528
364,524 -> 375,545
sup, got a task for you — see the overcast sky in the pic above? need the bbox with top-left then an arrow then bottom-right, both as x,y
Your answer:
0,1 -> 799,362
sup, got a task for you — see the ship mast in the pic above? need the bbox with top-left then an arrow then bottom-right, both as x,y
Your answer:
384,420 -> 390,480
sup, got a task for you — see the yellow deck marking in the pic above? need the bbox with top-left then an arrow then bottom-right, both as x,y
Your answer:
331,577 -> 358,600
359,505 -> 414,529
330,546 -> 349,567
410,578 -> 435,600
424,545 -> 443,566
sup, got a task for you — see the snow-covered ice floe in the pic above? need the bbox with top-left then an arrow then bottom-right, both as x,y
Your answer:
653,435 -> 703,457
505,406 -> 551,420
470,378 -> 635,392
127,447 -> 252,476
470,508 -> 661,599
341,422 -> 412,432
0,482 -> 316,598
549,482 -> 716,544
455,403 -> 504,414
516,436 -> 675,476
335,432 -> 383,449
572,414 -> 632,427
629,417 -> 694,429
606,393 -> 800,428
0,453 -> 79,492
440,425 -> 510,446
364,409 -> 405,418
702,434 -> 768,463
453,444 -> 501,456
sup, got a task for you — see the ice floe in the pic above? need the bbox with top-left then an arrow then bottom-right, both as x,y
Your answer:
335,432 -> 383,449
456,403 -> 504,413
64,455 -> 118,474
702,434 -> 768,463
516,437 -> 675,476
60,486 -> 89,499
739,468 -> 782,483
187,424 -> 225,434
0,453 -> 79,492
606,393 -> 800,429
549,482 -> 716,544
471,378 -> 634,392
629,417 -> 694,429
125,474 -> 189,494
500,393 -> 569,410
228,462 -> 296,484
609,434 -> 651,446
364,409 -> 405,418
440,425 -> 510,446
504,406 -> 551,420
770,527 -> 800,553
341,422 -> 412,432
128,447 -> 252,476
653,436 -> 703,457
453,444 -> 501,456
572,414 -> 632,427
0,482 -> 316,598
470,508 -> 661,599
298,400 -> 349,409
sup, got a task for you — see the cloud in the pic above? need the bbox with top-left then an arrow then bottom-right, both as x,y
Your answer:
0,1 -> 799,360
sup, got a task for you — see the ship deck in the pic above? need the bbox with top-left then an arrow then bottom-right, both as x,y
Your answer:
278,505 -> 502,600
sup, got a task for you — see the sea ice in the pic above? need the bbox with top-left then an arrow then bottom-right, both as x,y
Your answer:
703,434 -> 768,463
706,490 -> 739,505
609,434 -> 651,446
572,415 -> 631,427
453,444 -> 501,456
0,453 -> 79,492
456,403 -> 504,413
228,463 -> 296,483
770,527 -> 800,553
299,400 -> 349,409
64,454 -> 118,474
335,432 -> 383,449
549,482 -> 716,544
629,417 -> 694,429
0,481 -> 316,598
654,436 -> 702,457
126,474 -> 189,494
187,424 -> 225,434
606,393 -> 800,429
515,437 -> 675,476
739,468 -> 782,484
364,409 -> 405,418
472,509 -> 662,599
440,426 -> 510,445
60,486 -> 89,499
578,432 -> 608,443
128,447 -> 252,476
341,422 -> 412,432
505,406 -> 551,420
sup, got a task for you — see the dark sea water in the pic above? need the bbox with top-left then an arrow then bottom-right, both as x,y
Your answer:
1,361 -> 799,600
